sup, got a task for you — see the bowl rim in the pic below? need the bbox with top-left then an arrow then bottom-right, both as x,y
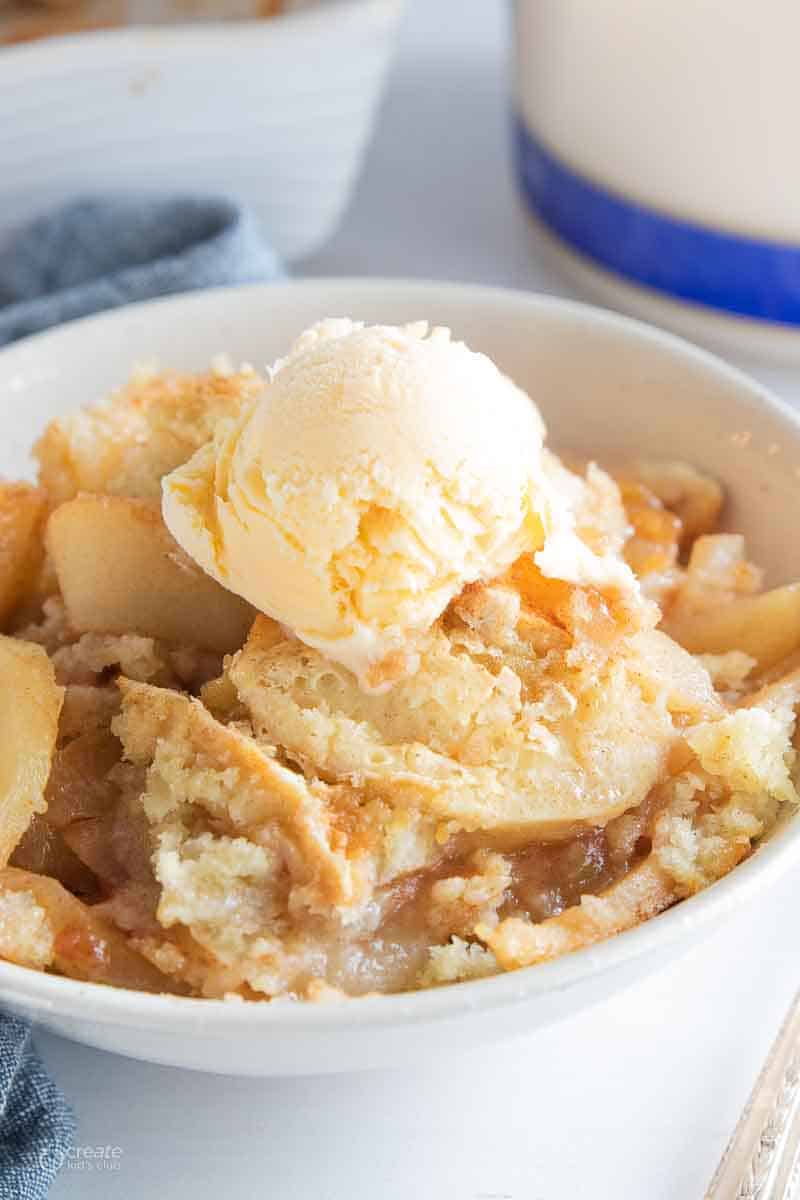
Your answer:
0,0 -> 402,60
2,275 -> 800,1031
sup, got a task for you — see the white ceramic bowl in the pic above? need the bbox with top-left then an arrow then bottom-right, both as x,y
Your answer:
0,0 -> 403,261
2,279 -> 800,1076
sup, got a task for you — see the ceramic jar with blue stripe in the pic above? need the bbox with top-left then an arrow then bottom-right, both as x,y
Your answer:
513,0 -> 800,361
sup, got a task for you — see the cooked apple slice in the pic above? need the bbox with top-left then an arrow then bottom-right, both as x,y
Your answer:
664,584 -> 800,671
0,482 -> 47,629
58,684 -> 120,745
43,728 -> 121,829
0,636 -> 63,866
10,815 -> 98,897
47,495 -> 254,653
624,460 -> 723,543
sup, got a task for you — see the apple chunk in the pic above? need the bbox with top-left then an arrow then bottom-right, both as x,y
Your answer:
0,482 -> 47,629
664,584 -> 800,671
0,635 -> 63,865
47,495 -> 254,653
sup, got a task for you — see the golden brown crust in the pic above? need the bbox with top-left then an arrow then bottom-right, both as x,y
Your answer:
35,365 -> 263,506
228,598 -> 683,841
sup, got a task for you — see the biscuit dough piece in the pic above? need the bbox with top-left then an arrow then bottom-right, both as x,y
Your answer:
113,679 -> 442,996
35,365 -> 263,505
228,581 -> 714,841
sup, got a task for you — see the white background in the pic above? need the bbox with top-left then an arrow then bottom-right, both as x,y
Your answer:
45,2 -> 800,1197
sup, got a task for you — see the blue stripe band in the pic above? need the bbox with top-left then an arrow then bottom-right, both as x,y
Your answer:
514,115 -> 800,326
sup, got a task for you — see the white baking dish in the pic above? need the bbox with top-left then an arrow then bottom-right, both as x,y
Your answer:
0,0 -> 403,260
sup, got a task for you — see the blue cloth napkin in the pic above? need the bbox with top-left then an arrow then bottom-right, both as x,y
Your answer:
0,194 -> 283,347
0,1019 -> 75,1199
0,192 -> 283,1197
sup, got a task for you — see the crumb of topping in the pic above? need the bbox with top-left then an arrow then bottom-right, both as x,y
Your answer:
427,851 -> 512,938
420,938 -> 498,986
52,633 -> 171,686
305,979 -> 348,1002
687,707 -> 797,807
0,890 -> 54,970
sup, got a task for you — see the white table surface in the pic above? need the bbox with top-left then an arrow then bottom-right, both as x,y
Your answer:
44,2 -> 800,1197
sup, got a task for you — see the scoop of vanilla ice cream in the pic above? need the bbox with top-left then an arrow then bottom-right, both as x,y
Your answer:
162,320 -> 556,677
163,319 -> 640,683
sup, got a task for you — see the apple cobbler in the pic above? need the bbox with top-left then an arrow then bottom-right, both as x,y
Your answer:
0,345 -> 798,1001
